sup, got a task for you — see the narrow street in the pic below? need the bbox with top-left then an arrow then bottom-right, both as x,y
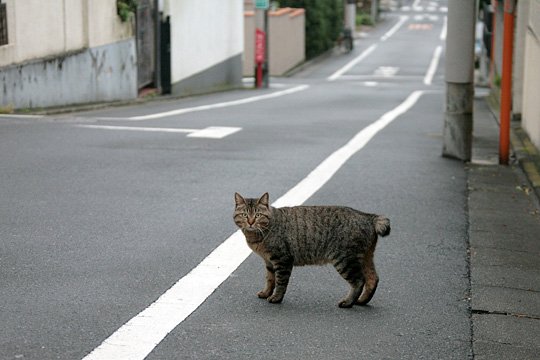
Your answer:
1,1 -> 474,359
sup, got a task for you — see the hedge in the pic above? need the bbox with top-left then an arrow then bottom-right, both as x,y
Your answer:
278,0 -> 343,59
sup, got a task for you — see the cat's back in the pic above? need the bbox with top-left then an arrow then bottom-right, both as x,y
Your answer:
272,205 -> 377,237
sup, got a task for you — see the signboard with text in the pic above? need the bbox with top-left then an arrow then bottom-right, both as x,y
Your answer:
255,0 -> 269,9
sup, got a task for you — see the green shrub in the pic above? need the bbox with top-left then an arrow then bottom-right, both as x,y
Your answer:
356,11 -> 373,26
117,0 -> 137,22
279,0 -> 343,59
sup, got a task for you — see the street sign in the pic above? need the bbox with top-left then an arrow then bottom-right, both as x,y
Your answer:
255,0 -> 269,10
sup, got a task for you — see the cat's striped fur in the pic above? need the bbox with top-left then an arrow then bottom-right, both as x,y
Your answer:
233,192 -> 390,308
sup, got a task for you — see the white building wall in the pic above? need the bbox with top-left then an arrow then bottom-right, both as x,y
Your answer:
0,0 -> 137,109
522,0 -> 540,149
0,0 -> 132,68
164,0 -> 243,94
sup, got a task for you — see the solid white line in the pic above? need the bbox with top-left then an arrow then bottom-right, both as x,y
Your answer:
0,114 -> 44,119
82,90 -> 424,360
125,85 -> 309,121
440,16 -> 447,40
380,15 -> 409,41
424,45 -> 443,85
327,44 -> 377,81
76,125 -> 197,133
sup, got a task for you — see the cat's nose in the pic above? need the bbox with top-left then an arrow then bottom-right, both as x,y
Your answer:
247,218 -> 255,225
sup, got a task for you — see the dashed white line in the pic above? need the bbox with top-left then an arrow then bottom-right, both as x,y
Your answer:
81,90 -> 425,360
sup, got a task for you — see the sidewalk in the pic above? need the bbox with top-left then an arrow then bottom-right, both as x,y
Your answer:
468,90 -> 540,359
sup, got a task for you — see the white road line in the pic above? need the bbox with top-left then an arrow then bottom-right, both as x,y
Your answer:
327,44 -> 377,81
122,85 -> 309,121
76,125 -> 242,139
380,15 -> 409,41
440,16 -> 447,40
0,114 -> 43,119
76,125 -> 196,133
424,45 -> 443,85
338,75 -> 423,81
187,126 -> 242,139
81,90 -> 425,360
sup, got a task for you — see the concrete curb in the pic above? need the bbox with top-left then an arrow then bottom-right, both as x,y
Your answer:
484,90 -> 540,204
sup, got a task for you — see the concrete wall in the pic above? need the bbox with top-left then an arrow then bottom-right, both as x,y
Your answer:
0,0 -> 132,67
244,8 -> 305,76
1,39 -> 137,109
163,0 -> 244,96
521,0 -> 540,149
0,0 -> 136,109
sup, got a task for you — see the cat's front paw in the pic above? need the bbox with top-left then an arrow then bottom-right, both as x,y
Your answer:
267,294 -> 283,304
257,290 -> 272,299
338,299 -> 355,308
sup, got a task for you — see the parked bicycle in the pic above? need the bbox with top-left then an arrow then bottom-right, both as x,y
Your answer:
338,27 -> 354,53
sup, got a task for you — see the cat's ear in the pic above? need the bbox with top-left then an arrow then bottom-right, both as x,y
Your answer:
257,192 -> 269,207
234,192 -> 246,206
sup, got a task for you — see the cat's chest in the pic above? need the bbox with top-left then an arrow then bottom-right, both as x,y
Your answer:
246,241 -> 272,260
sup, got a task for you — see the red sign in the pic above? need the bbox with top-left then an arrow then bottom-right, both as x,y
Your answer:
255,28 -> 266,64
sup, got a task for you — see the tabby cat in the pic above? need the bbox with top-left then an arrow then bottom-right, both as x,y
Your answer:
233,192 -> 391,308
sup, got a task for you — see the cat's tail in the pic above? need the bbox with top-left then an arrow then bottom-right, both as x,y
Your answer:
374,216 -> 391,237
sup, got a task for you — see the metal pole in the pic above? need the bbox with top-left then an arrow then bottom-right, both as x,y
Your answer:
371,0 -> 378,24
499,0 -> 515,165
442,0 -> 477,161
345,0 -> 356,31
489,0 -> 497,86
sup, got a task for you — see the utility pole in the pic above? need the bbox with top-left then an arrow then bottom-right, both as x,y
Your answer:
442,0 -> 476,161
371,0 -> 378,24
345,0 -> 356,32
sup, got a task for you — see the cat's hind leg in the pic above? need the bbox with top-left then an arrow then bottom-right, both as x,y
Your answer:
333,255 -> 364,308
356,246 -> 379,305
257,261 -> 275,299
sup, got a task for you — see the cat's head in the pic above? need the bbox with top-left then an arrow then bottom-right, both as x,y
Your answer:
233,192 -> 271,233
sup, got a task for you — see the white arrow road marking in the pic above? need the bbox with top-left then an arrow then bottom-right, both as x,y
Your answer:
81,90 -> 425,360
374,66 -> 400,77
75,125 -> 242,139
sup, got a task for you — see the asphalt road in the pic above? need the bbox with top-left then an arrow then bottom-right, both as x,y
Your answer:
1,1 -> 472,359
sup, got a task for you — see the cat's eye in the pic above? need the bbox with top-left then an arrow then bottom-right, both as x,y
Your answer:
242,213 -> 248,217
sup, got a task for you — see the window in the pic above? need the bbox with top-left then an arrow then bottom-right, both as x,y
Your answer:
0,1 -> 8,46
